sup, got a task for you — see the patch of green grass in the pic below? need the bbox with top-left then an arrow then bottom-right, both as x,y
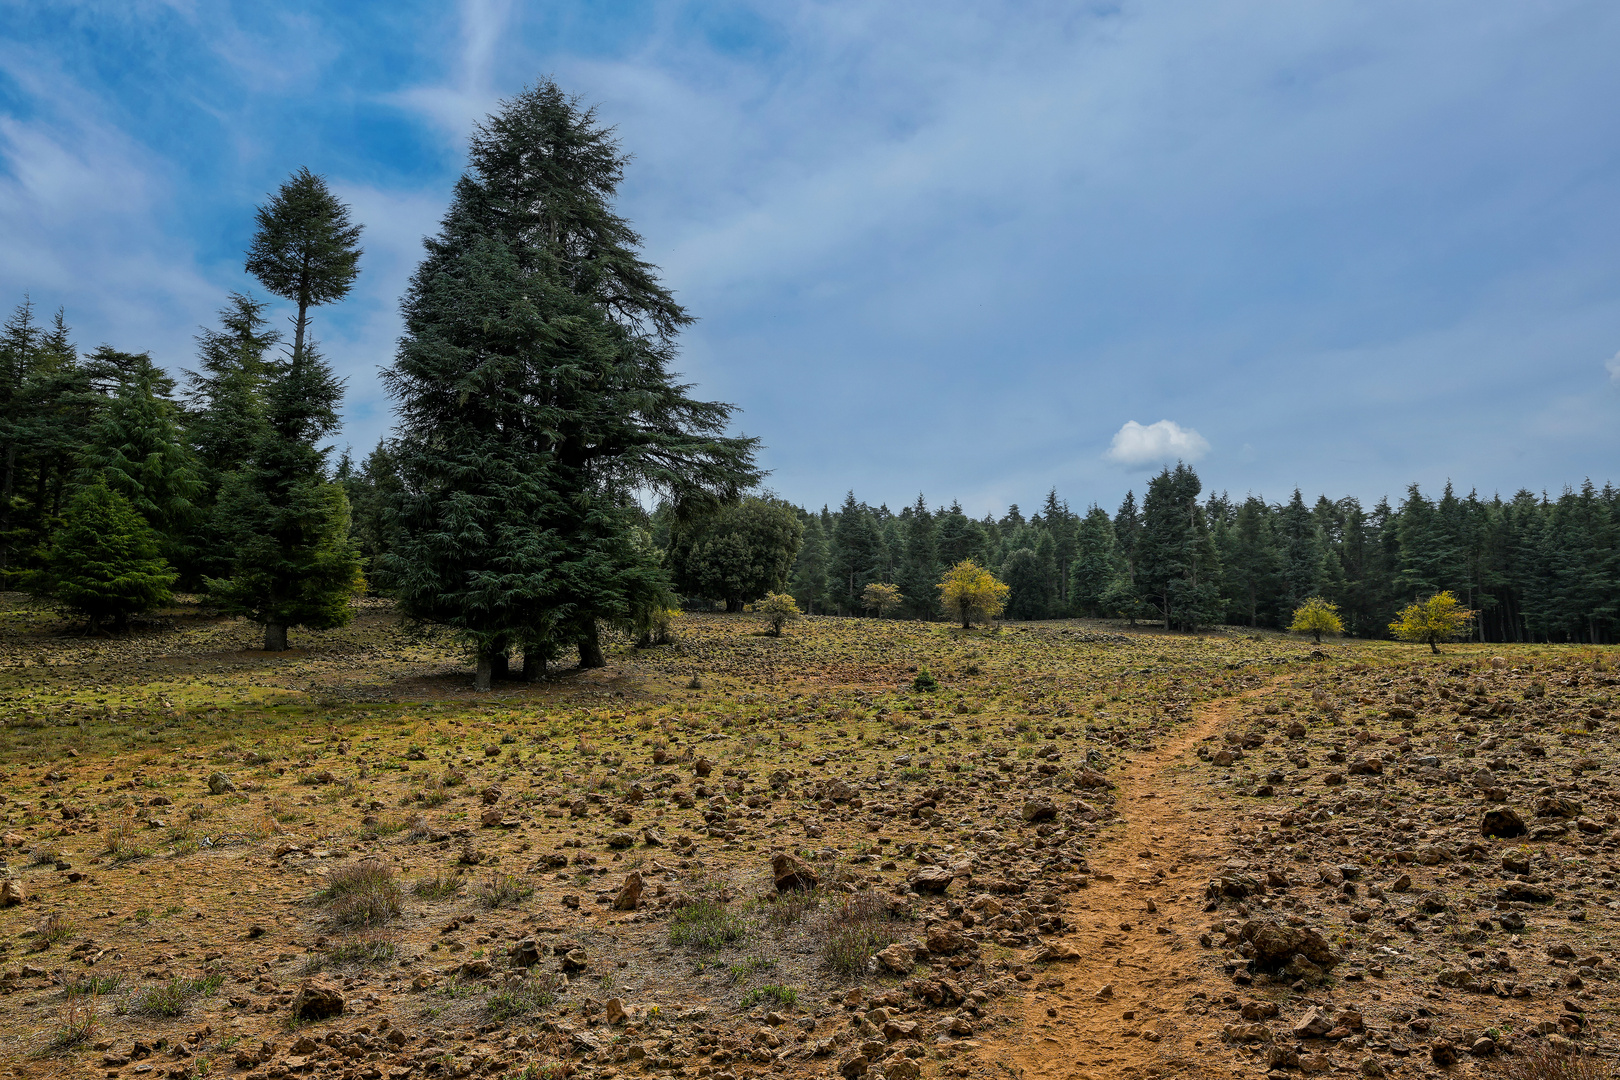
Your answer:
63,973 -> 123,998
316,859 -> 402,927
412,869 -> 463,899
125,971 -> 224,1018
740,984 -> 798,1009
726,955 -> 778,984
486,973 -> 562,1021
669,899 -> 749,952
474,873 -> 534,909
303,938 -> 397,974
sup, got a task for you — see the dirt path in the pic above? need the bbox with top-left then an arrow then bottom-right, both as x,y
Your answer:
1005,692 -> 1255,1080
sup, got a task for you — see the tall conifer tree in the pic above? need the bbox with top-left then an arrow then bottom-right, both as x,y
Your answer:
383,81 -> 759,688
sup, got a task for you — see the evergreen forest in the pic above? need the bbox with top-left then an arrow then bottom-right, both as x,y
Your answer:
4,81 -> 1616,660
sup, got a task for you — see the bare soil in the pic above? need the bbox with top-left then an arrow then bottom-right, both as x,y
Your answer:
0,597 -> 1614,1080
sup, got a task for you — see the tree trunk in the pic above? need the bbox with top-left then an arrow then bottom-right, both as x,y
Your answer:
264,622 -> 288,651
490,651 -> 510,682
522,651 -> 546,682
578,621 -> 606,669
1429,639 -> 1439,654
475,652 -> 494,691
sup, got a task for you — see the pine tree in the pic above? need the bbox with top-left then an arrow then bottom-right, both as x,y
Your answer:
790,512 -> 830,614
185,293 -> 278,489
208,346 -> 365,650
383,81 -> 758,688
245,168 -> 362,370
829,493 -> 886,614
38,481 -> 175,633
895,494 -> 940,619
210,167 -> 369,650
1001,548 -> 1049,620
1069,505 -> 1121,617
1134,464 -> 1223,630
79,350 -> 203,569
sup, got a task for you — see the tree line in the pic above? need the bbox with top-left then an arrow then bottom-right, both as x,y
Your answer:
763,463 -> 1618,643
5,79 -> 1614,674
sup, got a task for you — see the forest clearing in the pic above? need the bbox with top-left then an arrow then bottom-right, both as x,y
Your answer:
0,599 -> 1615,1080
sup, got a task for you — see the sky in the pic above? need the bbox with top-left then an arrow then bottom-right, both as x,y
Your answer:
3,0 -> 1619,517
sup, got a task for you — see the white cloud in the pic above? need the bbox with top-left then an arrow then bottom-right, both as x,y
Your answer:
1106,420 -> 1211,466
1607,350 -> 1620,383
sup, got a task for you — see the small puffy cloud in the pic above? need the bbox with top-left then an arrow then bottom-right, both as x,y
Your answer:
1607,351 -> 1620,384
1106,419 -> 1211,466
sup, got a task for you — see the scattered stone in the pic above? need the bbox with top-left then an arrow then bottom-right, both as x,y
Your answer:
613,871 -> 643,911
1481,807 -> 1527,839
206,772 -> 237,795
290,978 -> 345,1021
771,851 -> 819,892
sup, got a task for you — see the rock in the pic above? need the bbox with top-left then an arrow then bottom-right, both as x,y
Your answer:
771,852 -> 819,892
641,826 -> 667,846
1242,1001 -> 1280,1021
926,925 -> 969,955
606,831 -> 635,850
561,948 -> 590,973
613,871 -> 643,911
886,1058 -> 921,1080
874,943 -> 914,974
290,978 -> 345,1021
838,1053 -> 869,1079
1020,797 -> 1057,822
480,808 -> 504,827
1481,807 -> 1527,838
1498,882 -> 1554,903
1391,874 -> 1412,893
693,758 -> 713,778
1293,1007 -> 1333,1038
1299,1053 -> 1332,1074
1034,942 -> 1080,963
1430,1041 -> 1459,1067
457,959 -> 492,978
0,879 -> 22,907
206,772 -> 237,795
1360,1059 -> 1385,1078
1502,849 -> 1531,874
1470,1037 -> 1496,1057
910,867 -> 954,895
605,997 -> 627,1025
1244,920 -> 1340,973
1534,795 -> 1581,820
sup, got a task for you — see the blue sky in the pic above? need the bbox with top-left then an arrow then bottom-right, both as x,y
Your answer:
3,0 -> 1618,515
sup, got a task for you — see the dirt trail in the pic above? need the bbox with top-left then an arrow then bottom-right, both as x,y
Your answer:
1005,692 -> 1258,1080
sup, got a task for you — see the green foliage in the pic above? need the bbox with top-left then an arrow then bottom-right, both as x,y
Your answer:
382,81 -> 758,689
1134,464 -> 1223,631
671,496 -> 803,609
861,581 -> 903,618
937,559 -> 1009,628
245,166 -> 363,366
78,350 -> 203,567
669,899 -> 749,951
789,513 -> 831,615
757,592 -> 801,636
911,667 -> 938,692
739,984 -> 798,1009
126,971 -> 224,1018
1389,590 -> 1476,653
37,481 -> 175,632
207,346 -> 365,651
316,860 -> 402,927
1289,596 -> 1345,642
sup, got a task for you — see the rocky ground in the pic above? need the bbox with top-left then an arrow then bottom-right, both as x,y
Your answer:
0,597 -> 1613,1080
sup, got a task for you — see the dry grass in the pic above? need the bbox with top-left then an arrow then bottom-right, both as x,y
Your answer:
316,859 -> 402,927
